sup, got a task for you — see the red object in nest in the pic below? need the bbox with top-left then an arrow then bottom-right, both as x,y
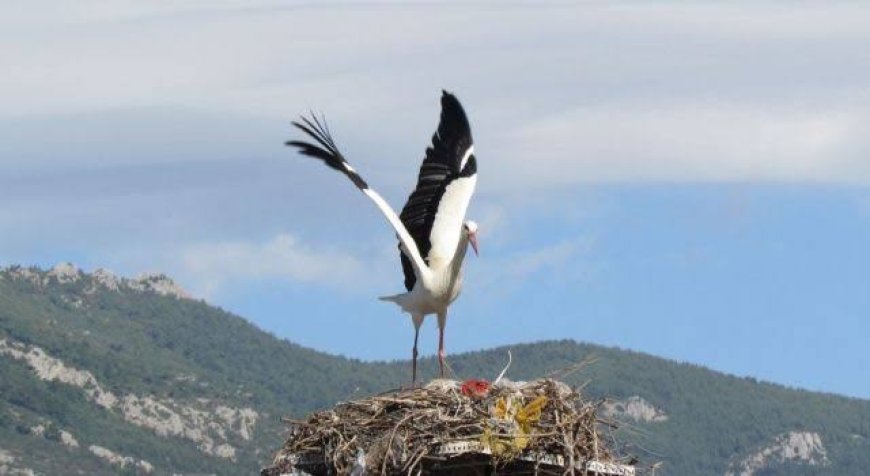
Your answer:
460,379 -> 491,400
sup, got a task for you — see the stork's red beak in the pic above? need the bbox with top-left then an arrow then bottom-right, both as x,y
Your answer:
469,232 -> 479,256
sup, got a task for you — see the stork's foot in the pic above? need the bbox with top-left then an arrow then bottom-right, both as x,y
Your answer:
438,349 -> 446,378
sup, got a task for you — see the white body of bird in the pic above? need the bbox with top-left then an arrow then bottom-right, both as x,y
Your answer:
287,91 -> 479,382
380,217 -> 477,315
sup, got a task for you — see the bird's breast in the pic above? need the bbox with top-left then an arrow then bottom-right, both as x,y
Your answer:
420,266 -> 463,305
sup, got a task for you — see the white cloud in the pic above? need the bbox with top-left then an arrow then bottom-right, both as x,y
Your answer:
176,234 -> 368,298
500,101 -> 870,185
3,1 -> 870,298
639,3 -> 870,40
470,237 -> 596,296
505,241 -> 585,279
2,0 -> 285,29
5,1 -> 870,183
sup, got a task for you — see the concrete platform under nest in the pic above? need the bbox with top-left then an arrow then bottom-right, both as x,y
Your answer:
262,378 -> 636,475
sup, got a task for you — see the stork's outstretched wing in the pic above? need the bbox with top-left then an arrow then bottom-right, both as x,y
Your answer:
399,91 -> 477,290
286,115 -> 430,280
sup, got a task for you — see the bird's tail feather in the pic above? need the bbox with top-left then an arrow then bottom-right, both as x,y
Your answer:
379,293 -> 412,314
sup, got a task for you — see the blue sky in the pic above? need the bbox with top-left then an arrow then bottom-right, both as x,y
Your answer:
2,1 -> 869,398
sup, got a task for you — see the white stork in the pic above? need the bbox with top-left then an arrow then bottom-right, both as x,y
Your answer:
286,91 -> 479,383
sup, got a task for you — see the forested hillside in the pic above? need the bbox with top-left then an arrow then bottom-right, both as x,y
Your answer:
1,264 -> 868,475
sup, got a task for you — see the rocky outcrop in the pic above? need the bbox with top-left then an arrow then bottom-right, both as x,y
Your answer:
29,423 -> 80,449
726,431 -> 829,476
119,394 -> 258,458
59,429 -> 80,449
91,268 -> 122,291
0,263 -> 190,300
601,396 -> 667,423
47,262 -> 81,283
126,272 -> 189,299
0,449 -> 36,476
0,337 -> 257,460
88,445 -> 154,473
0,338 -> 118,409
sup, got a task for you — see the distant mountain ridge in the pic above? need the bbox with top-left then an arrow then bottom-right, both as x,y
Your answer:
0,264 -> 868,475
1,263 -> 190,299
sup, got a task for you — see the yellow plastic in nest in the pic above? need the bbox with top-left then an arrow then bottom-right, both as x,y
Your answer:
517,396 -> 548,432
483,395 -> 549,457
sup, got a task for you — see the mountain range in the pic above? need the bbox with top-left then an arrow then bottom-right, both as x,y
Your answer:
1,264 -> 868,475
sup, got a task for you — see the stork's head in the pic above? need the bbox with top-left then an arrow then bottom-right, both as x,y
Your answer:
463,220 -> 479,256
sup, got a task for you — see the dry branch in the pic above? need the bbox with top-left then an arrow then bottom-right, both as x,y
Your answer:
266,378 -> 630,475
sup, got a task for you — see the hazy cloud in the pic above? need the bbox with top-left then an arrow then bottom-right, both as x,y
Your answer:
4,0 -> 870,292
506,100 -> 870,184
505,240 -> 588,279
4,1 -> 869,183
176,234 -> 368,298
470,237 -> 596,296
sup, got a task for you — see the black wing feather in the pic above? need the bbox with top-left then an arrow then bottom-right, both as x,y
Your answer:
287,111 -> 433,282
286,113 -> 368,190
398,90 -> 474,290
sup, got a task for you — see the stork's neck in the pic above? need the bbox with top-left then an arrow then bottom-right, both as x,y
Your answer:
449,232 -> 472,276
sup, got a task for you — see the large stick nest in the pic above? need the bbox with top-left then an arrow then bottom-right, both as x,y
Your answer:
266,378 -> 627,475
